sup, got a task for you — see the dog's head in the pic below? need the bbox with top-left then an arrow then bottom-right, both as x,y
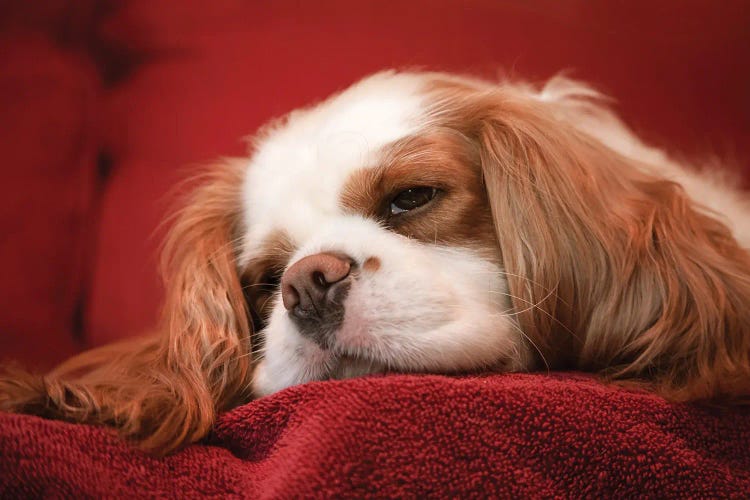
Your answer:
168,71 -> 749,401
243,73 -> 526,394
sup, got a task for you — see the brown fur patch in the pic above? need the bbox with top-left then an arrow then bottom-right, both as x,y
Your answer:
340,129 -> 500,265
362,256 -> 381,272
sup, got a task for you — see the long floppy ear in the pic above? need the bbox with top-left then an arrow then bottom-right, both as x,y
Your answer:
439,81 -> 750,401
0,160 -> 253,454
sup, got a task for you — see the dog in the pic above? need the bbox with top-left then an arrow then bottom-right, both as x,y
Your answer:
2,70 -> 749,455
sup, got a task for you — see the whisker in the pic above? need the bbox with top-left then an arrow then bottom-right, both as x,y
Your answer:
492,287 -> 556,317
494,270 -> 571,308
508,321 -> 550,373
489,289 -> 581,342
259,294 -> 276,311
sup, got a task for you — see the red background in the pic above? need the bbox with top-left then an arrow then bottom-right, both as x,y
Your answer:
1,0 -> 748,369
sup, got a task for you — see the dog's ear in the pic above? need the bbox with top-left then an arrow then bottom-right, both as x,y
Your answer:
0,160 -> 254,454
451,83 -> 750,400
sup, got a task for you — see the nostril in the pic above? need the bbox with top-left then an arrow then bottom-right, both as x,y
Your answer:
312,271 -> 327,289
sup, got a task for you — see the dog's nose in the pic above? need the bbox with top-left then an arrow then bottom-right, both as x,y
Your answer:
281,252 -> 352,332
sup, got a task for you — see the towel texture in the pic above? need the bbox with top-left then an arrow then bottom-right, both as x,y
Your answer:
2,373 -> 749,497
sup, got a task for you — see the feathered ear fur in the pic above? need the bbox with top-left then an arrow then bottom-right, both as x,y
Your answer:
431,78 -> 750,401
0,160 -> 253,454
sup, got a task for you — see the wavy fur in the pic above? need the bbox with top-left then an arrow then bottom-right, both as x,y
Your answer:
428,75 -> 750,400
0,160 -> 252,455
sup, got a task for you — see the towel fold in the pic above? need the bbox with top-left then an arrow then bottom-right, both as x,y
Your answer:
2,373 -> 749,497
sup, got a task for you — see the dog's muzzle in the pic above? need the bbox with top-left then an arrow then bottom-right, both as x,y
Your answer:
280,252 -> 354,348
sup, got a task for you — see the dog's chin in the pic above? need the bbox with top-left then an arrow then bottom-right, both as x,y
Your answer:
250,346 -> 387,398
328,353 -> 389,380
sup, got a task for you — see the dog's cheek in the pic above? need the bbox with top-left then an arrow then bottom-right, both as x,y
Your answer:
339,260 -> 454,344
346,248 -> 520,371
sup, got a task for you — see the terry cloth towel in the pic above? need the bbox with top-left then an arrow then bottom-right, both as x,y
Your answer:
1,373 -> 749,497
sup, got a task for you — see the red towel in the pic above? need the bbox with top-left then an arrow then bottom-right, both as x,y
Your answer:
2,373 -> 749,497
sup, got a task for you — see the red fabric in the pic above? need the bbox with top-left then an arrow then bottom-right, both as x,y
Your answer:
2,374 -> 750,497
0,33 -> 99,368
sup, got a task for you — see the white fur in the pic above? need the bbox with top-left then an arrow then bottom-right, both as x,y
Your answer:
252,217 -> 524,396
241,71 -> 748,397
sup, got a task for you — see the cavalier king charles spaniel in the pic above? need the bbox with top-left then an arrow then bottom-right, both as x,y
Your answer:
2,71 -> 749,454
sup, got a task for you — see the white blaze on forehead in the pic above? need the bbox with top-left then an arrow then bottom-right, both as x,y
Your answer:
240,72 -> 427,264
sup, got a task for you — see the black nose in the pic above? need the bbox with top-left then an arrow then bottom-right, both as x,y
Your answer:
280,252 -> 353,346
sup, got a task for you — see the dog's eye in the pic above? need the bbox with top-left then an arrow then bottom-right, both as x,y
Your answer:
390,187 -> 438,216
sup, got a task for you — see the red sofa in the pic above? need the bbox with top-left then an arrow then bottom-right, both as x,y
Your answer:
1,2 -> 749,497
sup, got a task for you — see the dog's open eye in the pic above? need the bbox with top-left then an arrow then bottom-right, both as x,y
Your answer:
389,187 -> 438,216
